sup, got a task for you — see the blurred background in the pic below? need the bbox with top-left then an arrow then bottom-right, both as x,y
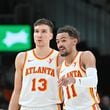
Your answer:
0,0 -> 110,109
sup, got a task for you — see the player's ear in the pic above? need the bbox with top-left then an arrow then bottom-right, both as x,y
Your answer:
72,38 -> 78,45
75,39 -> 78,44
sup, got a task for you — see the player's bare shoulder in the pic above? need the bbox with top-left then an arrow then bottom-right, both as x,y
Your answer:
81,50 -> 95,59
15,52 -> 27,68
81,50 -> 96,68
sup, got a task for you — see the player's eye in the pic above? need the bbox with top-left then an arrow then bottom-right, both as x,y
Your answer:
61,39 -> 66,42
56,40 -> 59,44
34,29 -> 39,33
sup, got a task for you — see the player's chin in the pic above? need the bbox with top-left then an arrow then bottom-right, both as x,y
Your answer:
36,43 -> 44,47
59,50 -> 65,55
60,54 -> 65,57
59,52 -> 64,56
60,52 -> 68,57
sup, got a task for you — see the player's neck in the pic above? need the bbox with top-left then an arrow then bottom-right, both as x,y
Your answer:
65,50 -> 78,66
34,46 -> 52,58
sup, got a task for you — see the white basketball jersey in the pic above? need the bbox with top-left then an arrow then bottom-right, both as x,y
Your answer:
59,51 -> 100,110
19,49 -> 62,107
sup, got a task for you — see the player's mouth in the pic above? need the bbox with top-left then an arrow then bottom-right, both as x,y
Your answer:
59,47 -> 66,53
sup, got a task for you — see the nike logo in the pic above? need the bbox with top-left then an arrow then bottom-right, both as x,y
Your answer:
59,69 -> 66,78
60,69 -> 65,73
73,62 -> 76,67
28,59 -> 34,62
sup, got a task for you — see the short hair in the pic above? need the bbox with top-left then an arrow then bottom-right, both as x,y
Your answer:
34,18 -> 54,33
57,25 -> 80,43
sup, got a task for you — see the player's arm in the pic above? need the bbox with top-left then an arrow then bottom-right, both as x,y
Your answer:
8,52 -> 26,110
74,51 -> 98,87
58,51 -> 98,87
57,53 -> 64,67
56,53 -> 64,103
57,53 -> 64,78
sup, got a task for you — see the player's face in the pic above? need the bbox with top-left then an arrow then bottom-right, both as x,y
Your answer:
34,24 -> 53,47
56,32 -> 76,57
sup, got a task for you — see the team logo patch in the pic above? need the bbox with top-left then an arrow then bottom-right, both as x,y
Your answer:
47,58 -> 53,64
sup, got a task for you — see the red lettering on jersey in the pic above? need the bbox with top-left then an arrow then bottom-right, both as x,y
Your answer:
25,66 -> 55,77
67,70 -> 82,78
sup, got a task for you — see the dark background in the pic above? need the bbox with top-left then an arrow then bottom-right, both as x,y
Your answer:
0,0 -> 110,109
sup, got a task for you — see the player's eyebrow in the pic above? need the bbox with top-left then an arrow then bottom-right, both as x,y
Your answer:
56,36 -> 68,41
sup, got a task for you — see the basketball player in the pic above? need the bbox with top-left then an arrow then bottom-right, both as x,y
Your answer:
8,18 -> 63,110
56,25 -> 101,110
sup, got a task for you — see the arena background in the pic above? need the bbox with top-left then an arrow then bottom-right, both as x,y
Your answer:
0,0 -> 110,109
